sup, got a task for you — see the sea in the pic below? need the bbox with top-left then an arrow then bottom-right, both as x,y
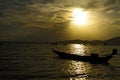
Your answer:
0,43 -> 120,80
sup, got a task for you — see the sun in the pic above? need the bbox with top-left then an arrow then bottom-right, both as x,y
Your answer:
72,8 -> 88,25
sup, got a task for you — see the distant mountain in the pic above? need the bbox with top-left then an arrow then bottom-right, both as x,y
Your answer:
105,37 -> 120,45
53,36 -> 120,45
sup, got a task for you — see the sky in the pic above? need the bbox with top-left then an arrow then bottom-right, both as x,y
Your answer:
0,0 -> 120,42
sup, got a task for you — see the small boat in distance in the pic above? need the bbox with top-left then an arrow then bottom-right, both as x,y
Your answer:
52,48 -> 117,63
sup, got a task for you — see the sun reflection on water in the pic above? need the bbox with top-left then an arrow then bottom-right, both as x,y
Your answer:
70,44 -> 86,56
59,44 -> 92,80
66,61 -> 91,80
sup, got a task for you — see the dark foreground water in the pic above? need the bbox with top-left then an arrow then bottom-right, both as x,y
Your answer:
0,43 -> 120,80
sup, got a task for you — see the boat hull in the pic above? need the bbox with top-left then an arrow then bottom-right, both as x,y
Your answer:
52,49 -> 113,63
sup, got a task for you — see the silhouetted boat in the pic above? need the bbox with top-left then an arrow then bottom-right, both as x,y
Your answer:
52,48 -> 117,63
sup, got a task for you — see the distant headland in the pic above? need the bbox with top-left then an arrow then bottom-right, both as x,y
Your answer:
51,36 -> 120,45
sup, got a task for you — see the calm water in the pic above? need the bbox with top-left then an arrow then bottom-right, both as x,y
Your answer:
0,43 -> 120,80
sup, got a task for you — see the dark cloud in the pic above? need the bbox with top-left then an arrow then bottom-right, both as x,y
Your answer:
105,0 -> 119,6
84,0 -> 98,9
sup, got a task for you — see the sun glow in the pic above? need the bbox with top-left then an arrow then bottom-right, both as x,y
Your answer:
72,8 -> 88,25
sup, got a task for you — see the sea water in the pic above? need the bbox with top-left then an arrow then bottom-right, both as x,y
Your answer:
0,43 -> 120,80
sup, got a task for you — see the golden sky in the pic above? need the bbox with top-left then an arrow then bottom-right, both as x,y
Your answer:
0,0 -> 120,41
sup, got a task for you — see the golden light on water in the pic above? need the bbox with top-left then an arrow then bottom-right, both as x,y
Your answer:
57,44 -> 111,80
70,44 -> 85,56
68,61 -> 90,80
63,44 -> 91,80
71,8 -> 89,25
